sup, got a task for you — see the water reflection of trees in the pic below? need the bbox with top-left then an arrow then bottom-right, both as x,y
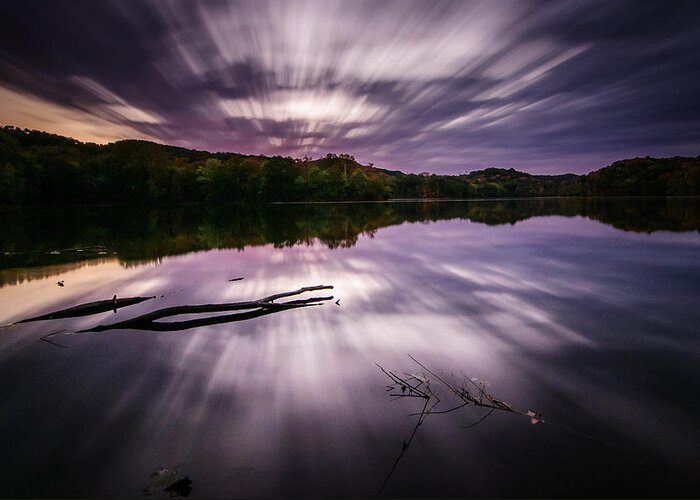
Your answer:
1,198 -> 698,277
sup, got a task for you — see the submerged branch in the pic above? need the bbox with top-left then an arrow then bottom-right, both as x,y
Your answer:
379,395 -> 437,494
79,285 -> 334,333
16,296 -> 155,323
378,356 -> 543,493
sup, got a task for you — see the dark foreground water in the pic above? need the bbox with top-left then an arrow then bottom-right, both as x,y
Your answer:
1,198 -> 699,498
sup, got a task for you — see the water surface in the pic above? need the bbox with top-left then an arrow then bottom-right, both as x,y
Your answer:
1,198 -> 699,497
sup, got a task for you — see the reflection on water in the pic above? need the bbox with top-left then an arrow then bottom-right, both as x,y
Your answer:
0,199 -> 699,497
1,197 -> 699,287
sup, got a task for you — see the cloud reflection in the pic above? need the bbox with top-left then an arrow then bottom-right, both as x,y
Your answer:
1,213 -> 699,495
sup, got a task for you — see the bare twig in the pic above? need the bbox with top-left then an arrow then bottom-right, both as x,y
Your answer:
39,330 -> 69,349
379,393 -> 438,493
462,407 -> 496,429
378,356 -> 544,493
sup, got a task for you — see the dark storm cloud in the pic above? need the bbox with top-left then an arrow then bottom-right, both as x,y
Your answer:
0,0 -> 699,173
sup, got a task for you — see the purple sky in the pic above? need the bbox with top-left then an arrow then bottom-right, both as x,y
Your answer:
1,0 -> 699,174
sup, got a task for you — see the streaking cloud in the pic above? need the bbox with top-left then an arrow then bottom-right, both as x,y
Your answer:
0,0 -> 698,173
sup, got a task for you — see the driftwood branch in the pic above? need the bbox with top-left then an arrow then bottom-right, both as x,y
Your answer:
79,285 -> 334,333
16,296 -> 155,323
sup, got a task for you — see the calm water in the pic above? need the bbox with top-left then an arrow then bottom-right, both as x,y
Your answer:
1,199 -> 699,497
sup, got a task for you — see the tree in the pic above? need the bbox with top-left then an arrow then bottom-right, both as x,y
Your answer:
197,158 -> 235,203
0,162 -> 25,204
307,166 -> 331,200
349,169 -> 369,200
259,156 -> 304,201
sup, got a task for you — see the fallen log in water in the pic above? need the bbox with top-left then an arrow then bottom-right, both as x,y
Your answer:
16,296 -> 156,323
79,285 -> 334,333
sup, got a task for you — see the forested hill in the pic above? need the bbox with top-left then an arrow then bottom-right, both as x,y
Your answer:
0,126 -> 698,205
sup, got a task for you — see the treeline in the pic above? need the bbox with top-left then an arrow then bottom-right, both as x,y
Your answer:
0,126 -> 698,205
389,158 -> 700,198
0,127 -> 392,204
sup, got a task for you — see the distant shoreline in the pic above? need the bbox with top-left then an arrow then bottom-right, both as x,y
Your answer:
1,126 -> 698,205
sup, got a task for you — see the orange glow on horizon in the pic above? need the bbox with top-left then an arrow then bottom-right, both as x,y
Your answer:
0,85 -> 154,144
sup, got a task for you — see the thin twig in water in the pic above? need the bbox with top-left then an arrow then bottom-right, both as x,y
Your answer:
39,331 -> 68,349
463,407 -> 496,429
379,393 -> 438,494
377,356 -> 544,493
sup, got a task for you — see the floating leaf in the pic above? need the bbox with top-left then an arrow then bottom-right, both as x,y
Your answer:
526,410 -> 543,425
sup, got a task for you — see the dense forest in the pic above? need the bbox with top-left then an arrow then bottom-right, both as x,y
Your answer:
0,126 -> 698,205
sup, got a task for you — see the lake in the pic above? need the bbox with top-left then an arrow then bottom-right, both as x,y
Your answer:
1,198 -> 699,497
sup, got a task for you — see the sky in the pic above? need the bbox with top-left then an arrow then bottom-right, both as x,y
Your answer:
0,1 -> 699,174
